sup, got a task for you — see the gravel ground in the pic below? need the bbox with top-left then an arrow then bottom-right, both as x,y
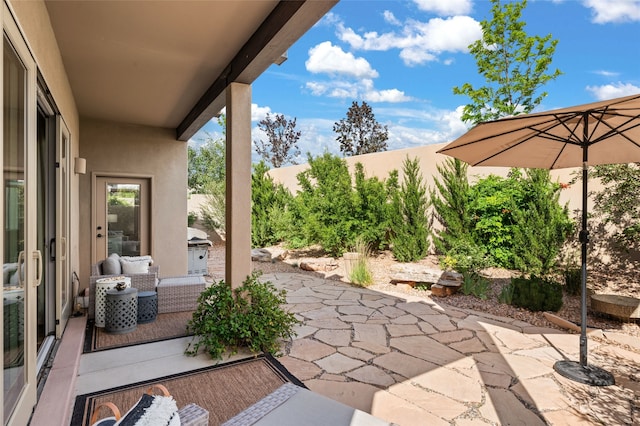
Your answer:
209,243 -> 640,339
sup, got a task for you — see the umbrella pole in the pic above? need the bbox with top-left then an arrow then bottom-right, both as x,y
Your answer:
553,143 -> 614,386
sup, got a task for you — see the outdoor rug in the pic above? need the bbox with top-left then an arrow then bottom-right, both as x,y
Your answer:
70,354 -> 304,426
83,311 -> 194,353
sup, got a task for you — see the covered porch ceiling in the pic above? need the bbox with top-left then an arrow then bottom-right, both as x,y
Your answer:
45,0 -> 337,141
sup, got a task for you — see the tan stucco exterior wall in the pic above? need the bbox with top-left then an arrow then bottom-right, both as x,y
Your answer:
268,143 -> 588,214
79,119 -> 188,284
8,0 -> 83,289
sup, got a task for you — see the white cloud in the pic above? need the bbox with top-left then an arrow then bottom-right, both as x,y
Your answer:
337,16 -> 481,66
305,78 -> 411,103
383,10 -> 401,26
251,103 -> 272,122
593,70 -> 620,77
583,0 -> 640,23
364,88 -> 412,103
306,41 -> 379,79
586,82 -> 640,99
412,0 -> 472,16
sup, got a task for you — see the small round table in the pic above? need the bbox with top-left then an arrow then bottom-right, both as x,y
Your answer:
105,287 -> 138,334
95,276 -> 131,327
137,291 -> 158,324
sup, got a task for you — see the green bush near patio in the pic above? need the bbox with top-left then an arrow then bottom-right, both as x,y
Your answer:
285,153 -> 395,256
185,272 -> 299,360
510,275 -> 563,312
432,163 -> 573,275
251,161 -> 294,248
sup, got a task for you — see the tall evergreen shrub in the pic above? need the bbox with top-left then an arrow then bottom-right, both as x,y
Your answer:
353,163 -> 392,250
390,157 -> 429,262
510,168 -> 574,274
293,153 -> 358,256
431,158 -> 473,254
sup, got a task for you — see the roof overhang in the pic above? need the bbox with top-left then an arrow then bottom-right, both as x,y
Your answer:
45,0 -> 337,141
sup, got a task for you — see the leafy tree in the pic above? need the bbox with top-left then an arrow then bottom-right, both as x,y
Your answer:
188,116 -> 226,231
590,163 -> 640,248
254,113 -> 301,168
333,101 -> 389,156
188,134 -> 225,193
453,0 -> 561,123
390,157 -> 430,262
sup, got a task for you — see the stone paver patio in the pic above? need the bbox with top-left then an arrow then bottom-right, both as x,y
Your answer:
264,272 -> 640,425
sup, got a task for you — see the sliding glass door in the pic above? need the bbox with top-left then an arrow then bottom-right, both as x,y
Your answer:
3,5 -> 39,424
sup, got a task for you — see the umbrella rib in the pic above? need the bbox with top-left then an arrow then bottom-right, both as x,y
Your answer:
587,110 -> 640,147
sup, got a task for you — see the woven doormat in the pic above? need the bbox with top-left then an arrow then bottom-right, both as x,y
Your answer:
71,354 -> 304,426
83,311 -> 194,353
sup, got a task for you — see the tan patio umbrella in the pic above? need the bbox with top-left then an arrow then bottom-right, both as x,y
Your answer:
437,92 -> 640,386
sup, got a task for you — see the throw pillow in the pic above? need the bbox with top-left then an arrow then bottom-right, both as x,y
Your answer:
115,393 -> 179,426
120,255 -> 154,266
103,254 -> 122,275
121,260 -> 150,274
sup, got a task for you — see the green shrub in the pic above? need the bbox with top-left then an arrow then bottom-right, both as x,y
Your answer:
460,271 -> 491,300
510,169 -> 574,275
187,211 -> 198,227
563,268 -> 581,296
251,161 -> 293,247
498,282 -> 515,305
200,180 -> 225,232
439,239 -> 493,273
185,272 -> 299,360
352,163 -> 393,251
291,153 -> 391,256
389,156 -> 430,262
511,275 -> 563,312
431,158 -> 473,255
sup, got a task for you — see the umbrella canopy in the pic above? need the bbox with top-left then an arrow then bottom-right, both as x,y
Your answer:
437,93 -> 640,386
438,93 -> 640,169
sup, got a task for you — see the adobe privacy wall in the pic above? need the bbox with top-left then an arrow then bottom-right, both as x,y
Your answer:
268,142 -> 590,215
79,118 -> 188,284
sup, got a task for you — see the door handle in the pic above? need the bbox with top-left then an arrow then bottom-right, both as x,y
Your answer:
16,251 -> 25,287
50,237 -> 56,261
33,250 -> 43,287
97,233 -> 103,238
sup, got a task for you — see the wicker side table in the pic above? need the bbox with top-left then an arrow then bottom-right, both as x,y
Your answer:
137,291 -> 158,324
105,287 -> 138,334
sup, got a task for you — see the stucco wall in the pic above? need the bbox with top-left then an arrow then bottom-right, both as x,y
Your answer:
268,142 -> 590,215
79,118 -> 188,282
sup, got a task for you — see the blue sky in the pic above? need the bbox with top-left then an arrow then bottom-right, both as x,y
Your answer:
191,0 -> 640,165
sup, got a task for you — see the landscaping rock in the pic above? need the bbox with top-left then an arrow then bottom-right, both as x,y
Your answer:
300,258 -> 339,272
591,294 -> 640,321
251,248 -> 272,262
430,284 -> 459,297
390,265 -> 462,288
